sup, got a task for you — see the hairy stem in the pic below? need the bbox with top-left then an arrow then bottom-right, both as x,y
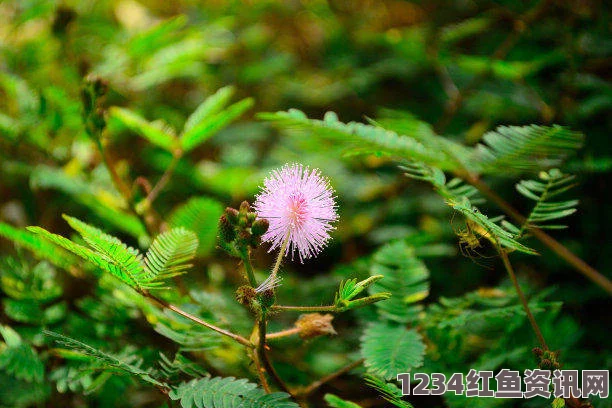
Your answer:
146,293 -> 253,348
499,250 -> 548,350
239,247 -> 258,287
297,359 -> 364,397
271,305 -> 337,313
270,232 -> 290,280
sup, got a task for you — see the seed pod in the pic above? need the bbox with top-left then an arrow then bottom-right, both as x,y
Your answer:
295,313 -> 337,339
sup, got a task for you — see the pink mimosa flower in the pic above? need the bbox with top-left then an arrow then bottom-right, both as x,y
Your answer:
254,164 -> 338,262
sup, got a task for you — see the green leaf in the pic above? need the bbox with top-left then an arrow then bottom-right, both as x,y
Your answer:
62,215 -> 153,288
110,107 -> 178,152
27,217 -> 153,290
44,331 -> 166,388
361,322 -> 425,380
449,197 -> 537,255
168,197 -> 224,256
515,169 -> 578,234
144,227 -> 198,286
368,241 -> 430,323
183,86 -> 236,133
473,125 -> 584,174
181,97 -> 253,152
30,165 -> 148,239
259,110 -> 451,166
0,222 -> 76,270
364,374 -> 413,408
324,394 -> 363,408
169,376 -> 299,408
334,275 -> 390,312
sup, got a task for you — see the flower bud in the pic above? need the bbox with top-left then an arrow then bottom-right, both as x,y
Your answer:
295,313 -> 336,339
247,212 -> 257,223
251,218 -> 269,237
236,285 -> 258,313
225,207 -> 239,225
218,214 -> 236,243
239,200 -> 250,214
259,289 -> 275,310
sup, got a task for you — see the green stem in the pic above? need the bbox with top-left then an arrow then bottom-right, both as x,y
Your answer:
499,250 -> 548,350
239,248 -> 258,287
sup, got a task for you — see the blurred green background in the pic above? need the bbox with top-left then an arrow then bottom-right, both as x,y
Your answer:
0,0 -> 610,407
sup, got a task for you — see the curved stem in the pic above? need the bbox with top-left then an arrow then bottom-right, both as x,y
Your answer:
270,232 -> 290,280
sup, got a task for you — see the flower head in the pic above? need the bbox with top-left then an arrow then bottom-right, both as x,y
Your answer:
254,163 -> 338,262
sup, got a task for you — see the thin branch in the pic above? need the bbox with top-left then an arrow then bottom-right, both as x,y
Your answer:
271,305 -> 337,313
145,293 -> 254,348
146,151 -> 182,205
296,358 -> 364,397
499,250 -> 548,349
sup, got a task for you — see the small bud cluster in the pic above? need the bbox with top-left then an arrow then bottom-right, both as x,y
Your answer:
533,347 -> 561,370
218,201 -> 269,256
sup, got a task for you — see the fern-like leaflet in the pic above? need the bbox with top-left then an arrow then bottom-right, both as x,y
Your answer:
515,169 -> 578,236
360,321 -> 425,381
144,227 -> 198,285
473,125 -> 584,174
364,374 -> 414,408
27,215 -> 198,291
44,331 -> 166,389
169,376 -> 299,408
